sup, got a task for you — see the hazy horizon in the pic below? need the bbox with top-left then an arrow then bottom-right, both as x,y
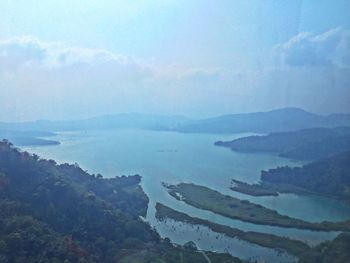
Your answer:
1,0 -> 350,122
1,106 -> 350,124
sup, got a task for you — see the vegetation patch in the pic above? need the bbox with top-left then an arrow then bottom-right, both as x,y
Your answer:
156,203 -> 310,258
230,179 -> 279,197
215,127 -> 350,161
261,151 -> 350,202
165,182 -> 350,232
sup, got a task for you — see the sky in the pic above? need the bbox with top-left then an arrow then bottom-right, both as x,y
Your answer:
0,0 -> 350,121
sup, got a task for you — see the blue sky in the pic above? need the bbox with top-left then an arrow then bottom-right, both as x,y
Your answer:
0,0 -> 349,121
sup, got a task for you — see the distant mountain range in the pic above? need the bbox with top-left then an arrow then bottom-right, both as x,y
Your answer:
1,108 -> 350,136
0,113 -> 189,132
215,127 -> 350,161
175,108 -> 350,134
0,113 -> 189,146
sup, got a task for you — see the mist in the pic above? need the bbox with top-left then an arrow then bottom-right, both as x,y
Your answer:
1,1 -> 350,122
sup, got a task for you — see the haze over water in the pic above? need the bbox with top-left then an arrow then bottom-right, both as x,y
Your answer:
23,129 -> 350,262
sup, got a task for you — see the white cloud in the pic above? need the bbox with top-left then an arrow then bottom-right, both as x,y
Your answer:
275,28 -> 350,68
0,36 -> 46,68
0,33 -> 349,121
0,36 -> 149,71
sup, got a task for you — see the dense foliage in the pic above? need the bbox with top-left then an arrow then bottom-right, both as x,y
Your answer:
299,233 -> 350,263
261,151 -> 350,200
0,140 -> 242,263
215,127 -> 350,161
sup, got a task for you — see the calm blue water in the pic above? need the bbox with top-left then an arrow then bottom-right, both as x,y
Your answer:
23,129 -> 350,263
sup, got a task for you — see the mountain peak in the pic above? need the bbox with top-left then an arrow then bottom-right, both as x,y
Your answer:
268,107 -> 310,114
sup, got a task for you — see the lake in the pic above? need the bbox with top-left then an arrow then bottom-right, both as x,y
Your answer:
23,129 -> 350,263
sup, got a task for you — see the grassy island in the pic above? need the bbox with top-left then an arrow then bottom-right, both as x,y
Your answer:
165,183 -> 350,232
156,203 -> 310,258
230,179 -> 279,196
230,179 -> 315,197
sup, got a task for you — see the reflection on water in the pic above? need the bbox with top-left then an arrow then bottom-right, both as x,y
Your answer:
23,129 -> 350,262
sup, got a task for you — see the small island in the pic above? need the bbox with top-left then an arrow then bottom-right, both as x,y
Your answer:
164,182 -> 350,232
156,203 -> 310,258
156,203 -> 350,263
230,179 -> 279,197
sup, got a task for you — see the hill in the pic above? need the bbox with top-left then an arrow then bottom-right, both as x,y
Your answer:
1,108 -> 350,135
299,233 -> 350,263
215,127 -> 350,161
0,113 -> 189,132
176,108 -> 350,134
261,151 -> 350,201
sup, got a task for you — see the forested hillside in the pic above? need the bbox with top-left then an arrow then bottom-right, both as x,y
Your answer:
261,151 -> 350,200
0,140 -> 242,263
215,127 -> 350,161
